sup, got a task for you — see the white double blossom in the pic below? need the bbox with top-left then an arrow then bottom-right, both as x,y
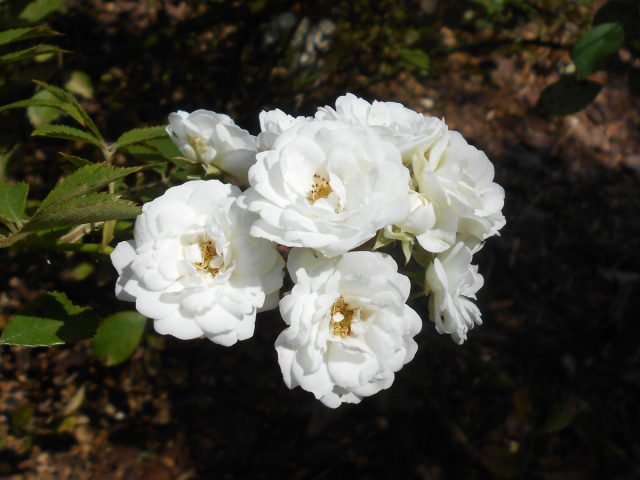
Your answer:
276,249 -> 422,408
257,108 -> 307,152
111,180 -> 284,346
410,130 -> 506,252
425,242 -> 484,344
242,119 -> 411,257
316,92 -> 446,154
107,94 -> 506,405
167,110 -> 257,184
317,94 -> 505,253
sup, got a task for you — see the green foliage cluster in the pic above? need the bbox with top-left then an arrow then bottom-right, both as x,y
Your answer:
0,12 -> 182,362
0,76 -> 174,361
538,0 -> 639,114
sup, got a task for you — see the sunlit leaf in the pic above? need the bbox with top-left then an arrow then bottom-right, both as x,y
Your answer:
33,81 -> 102,140
114,126 -> 168,151
32,123 -> 102,147
23,193 -> 140,232
36,163 -> 140,211
0,25 -> 60,47
0,291 -> 96,346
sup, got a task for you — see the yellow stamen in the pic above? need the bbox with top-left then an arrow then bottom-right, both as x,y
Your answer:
309,173 -> 332,202
195,238 -> 220,276
330,296 -> 359,338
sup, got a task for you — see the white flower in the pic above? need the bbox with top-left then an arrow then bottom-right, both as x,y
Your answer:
276,249 -> 422,408
316,93 -> 446,154
257,108 -> 307,152
111,180 -> 284,346
410,130 -> 506,251
241,119 -> 411,257
167,110 -> 257,184
318,94 -> 505,253
425,242 -> 484,344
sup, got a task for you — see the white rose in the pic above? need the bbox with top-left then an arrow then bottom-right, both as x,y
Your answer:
411,130 -> 506,250
316,93 -> 446,155
111,180 -> 284,346
166,110 -> 257,184
318,94 -> 505,253
257,108 -> 307,152
276,249 -> 422,408
241,119 -> 411,257
425,242 -> 484,344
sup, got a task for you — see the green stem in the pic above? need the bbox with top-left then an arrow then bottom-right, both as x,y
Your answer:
29,240 -> 113,255
101,144 -> 116,252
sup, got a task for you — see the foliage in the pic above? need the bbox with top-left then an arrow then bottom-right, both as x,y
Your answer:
538,0 -> 639,114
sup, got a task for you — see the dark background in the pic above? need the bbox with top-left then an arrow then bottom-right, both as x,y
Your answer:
1,1 -> 639,478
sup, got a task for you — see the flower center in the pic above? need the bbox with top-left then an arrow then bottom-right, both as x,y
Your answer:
188,135 -> 209,158
330,296 -> 360,338
309,173 -> 332,203
194,236 -> 223,276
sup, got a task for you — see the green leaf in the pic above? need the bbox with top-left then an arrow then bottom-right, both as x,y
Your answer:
92,311 -> 147,366
0,181 -> 29,226
0,315 -> 72,347
32,123 -> 102,147
397,48 -> 430,74
124,135 -> 181,160
58,152 -> 92,167
114,126 -> 168,151
64,70 -> 93,99
0,96 -> 72,120
573,23 -> 624,78
37,163 -> 141,211
27,90 -> 63,127
20,0 -> 68,23
0,44 -> 65,65
0,25 -> 61,47
23,193 -> 140,232
536,76 -> 602,115
0,193 -> 27,228
0,291 -> 96,347
33,81 -> 102,140
48,290 -> 90,315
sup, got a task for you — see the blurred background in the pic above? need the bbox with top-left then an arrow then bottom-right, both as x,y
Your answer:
1,0 -> 639,478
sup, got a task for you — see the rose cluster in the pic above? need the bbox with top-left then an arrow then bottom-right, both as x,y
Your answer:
112,94 -> 505,407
